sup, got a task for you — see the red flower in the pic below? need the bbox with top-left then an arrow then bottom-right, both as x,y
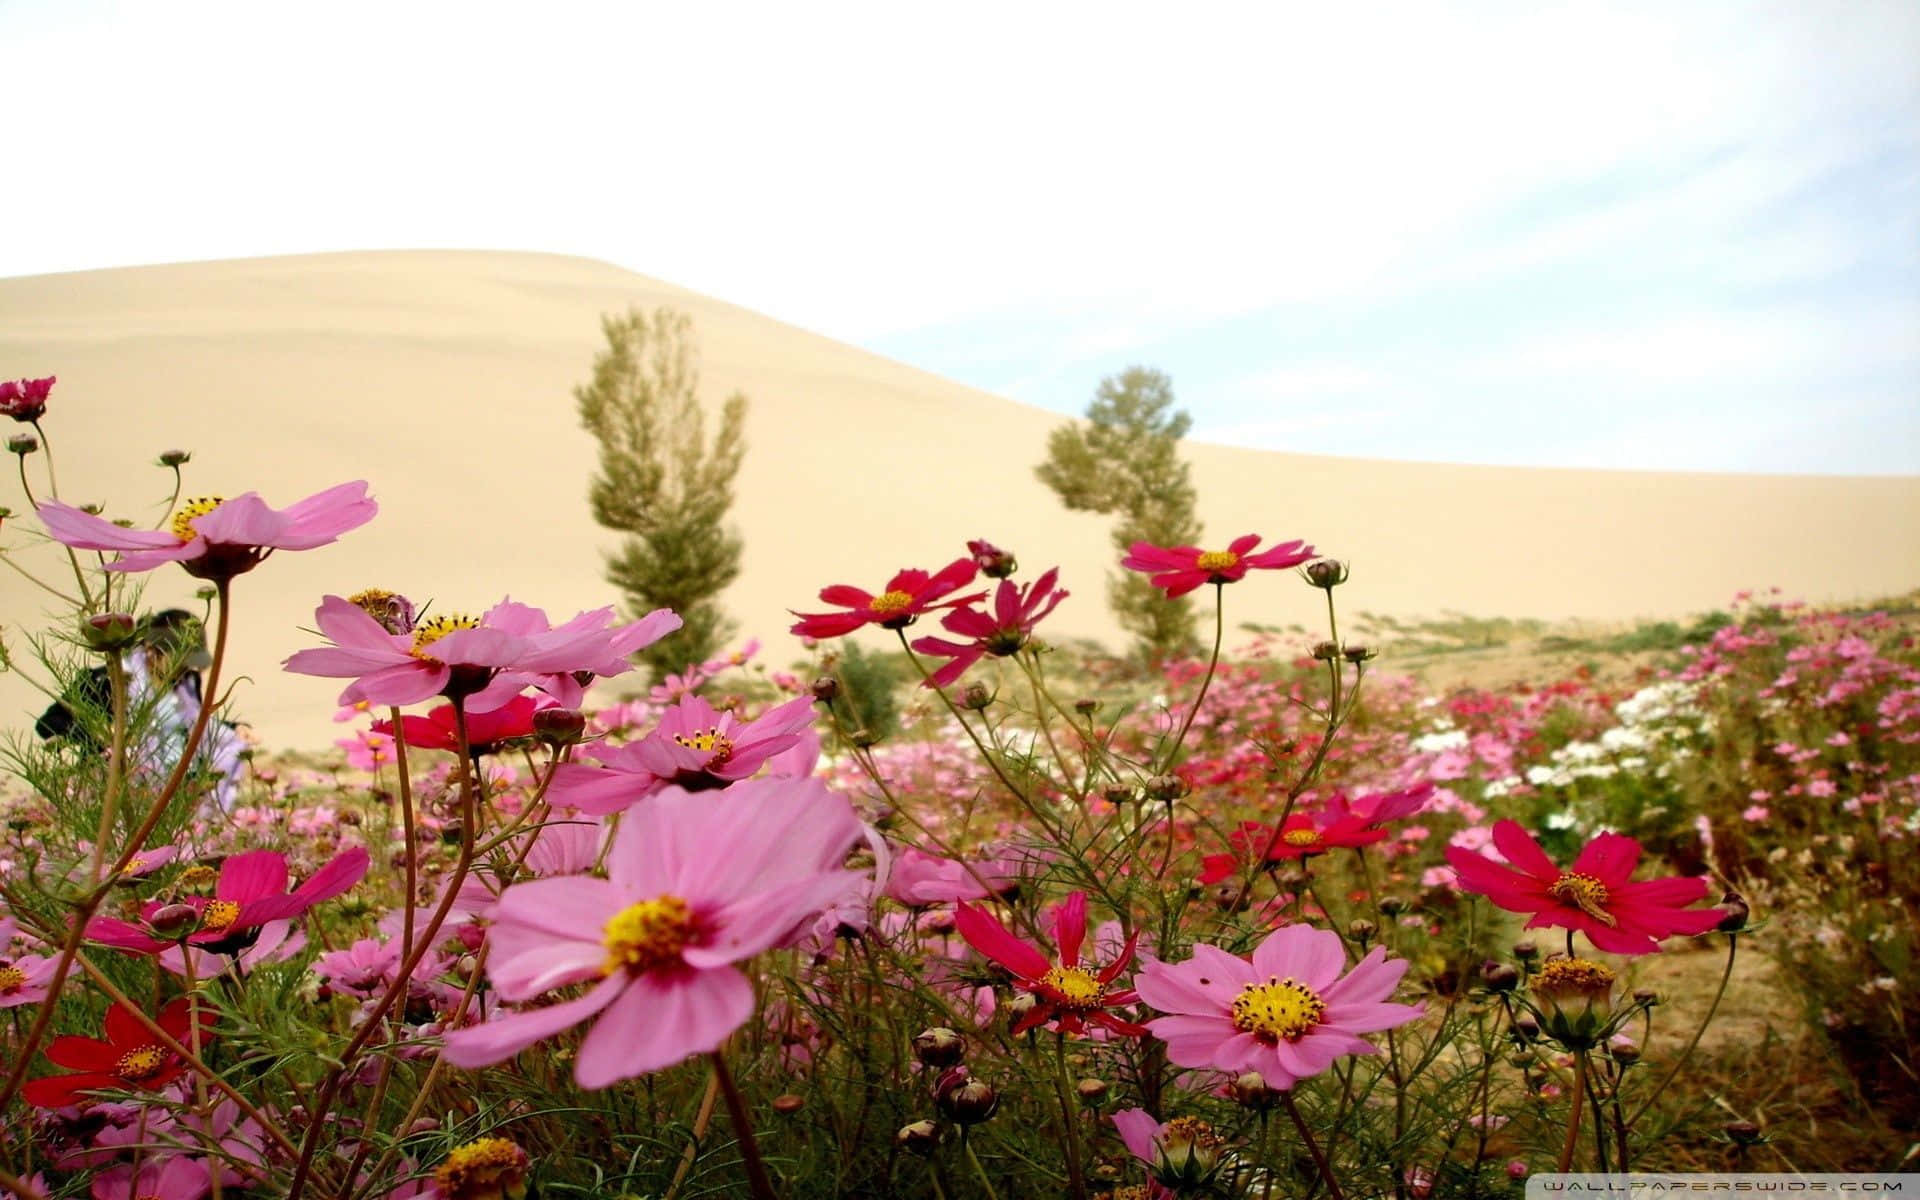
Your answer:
1445,820 -> 1723,955
790,559 -> 984,639
1199,813 -> 1387,884
955,892 -> 1146,1037
22,998 -> 213,1108
910,568 -> 1070,688
374,694 -> 547,756
1121,534 -> 1316,598
87,847 -> 369,956
0,376 -> 54,422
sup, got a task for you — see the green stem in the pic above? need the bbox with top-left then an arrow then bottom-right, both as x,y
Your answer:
1625,934 -> 1737,1130
1281,1090 -> 1347,1200
710,1049 -> 779,1200
962,1131 -> 1003,1200
1558,1051 -> 1590,1173
1159,581 -> 1226,773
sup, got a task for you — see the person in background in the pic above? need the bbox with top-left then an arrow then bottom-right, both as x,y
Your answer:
35,609 -> 246,812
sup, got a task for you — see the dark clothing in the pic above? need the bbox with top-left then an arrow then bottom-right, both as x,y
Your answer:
35,666 -> 204,747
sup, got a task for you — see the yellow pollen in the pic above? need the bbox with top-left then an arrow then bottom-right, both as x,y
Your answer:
672,727 -> 735,760
602,895 -> 694,976
0,965 -> 25,992
1548,873 -> 1617,927
868,590 -> 915,617
1195,550 -> 1240,573
199,899 -> 241,932
114,1045 -> 167,1081
1039,964 -> 1106,1011
168,496 -> 225,542
1282,829 -> 1322,848
122,858 -> 145,876
1231,976 -> 1328,1043
432,1136 -> 528,1199
1534,957 -> 1616,995
410,613 -> 481,660
177,864 -> 219,890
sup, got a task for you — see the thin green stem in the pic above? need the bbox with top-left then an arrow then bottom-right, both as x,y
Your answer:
1281,1090 -> 1347,1200
962,1132 -> 1003,1200
1159,582 -> 1225,773
710,1049 -> 779,1200
1625,933 -> 1737,1129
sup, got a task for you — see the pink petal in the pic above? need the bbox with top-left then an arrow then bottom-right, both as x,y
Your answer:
217,850 -> 289,903
1570,832 -> 1643,886
37,501 -> 179,550
441,974 -> 624,1068
574,966 -> 753,1087
191,493 -> 284,546
1251,924 -> 1347,992
491,876 -> 624,941
1320,945 -> 1410,1005
487,929 -> 608,1002
1490,820 -> 1561,882
1110,1108 -> 1162,1163
955,902 -> 1052,979
1052,892 -> 1088,968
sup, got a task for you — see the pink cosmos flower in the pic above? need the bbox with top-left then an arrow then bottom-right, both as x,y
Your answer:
1443,820 -> 1723,955
882,847 -> 1018,906
463,600 -> 682,710
910,568 -> 1070,688
442,777 -> 866,1087
1121,534 -> 1316,598
87,847 -> 369,956
1135,923 -> 1422,1089
547,694 -> 817,813
790,559 -> 985,638
158,920 -> 305,981
284,596 -> 541,708
38,481 -> 376,580
1332,781 -> 1436,827
90,1155 -> 212,1200
0,375 -> 54,422
337,728 -> 398,771
0,951 -> 58,1007
956,892 -> 1146,1037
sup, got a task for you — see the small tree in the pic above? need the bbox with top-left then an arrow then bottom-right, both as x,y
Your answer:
576,307 -> 748,679
1036,366 -> 1202,662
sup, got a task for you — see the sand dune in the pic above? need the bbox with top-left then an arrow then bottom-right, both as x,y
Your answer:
2,250 -> 1916,750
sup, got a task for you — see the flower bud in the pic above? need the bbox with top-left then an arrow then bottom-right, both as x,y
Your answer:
1633,988 -> 1659,1007
1075,1077 -> 1109,1107
1512,939 -> 1539,961
1529,958 -> 1617,1049
772,1093 -> 805,1115
935,1070 -> 999,1125
1311,640 -> 1340,661
82,612 -> 139,652
1723,1121 -> 1765,1147
1481,961 -> 1521,993
1227,1071 -> 1279,1111
1102,784 -> 1136,806
896,1120 -> 940,1156
912,1027 -> 966,1069
1302,559 -> 1349,589
7,434 -> 38,456
147,903 -> 199,938
1145,774 -> 1188,803
1716,890 -> 1750,933
157,449 -> 192,468
1146,1116 -> 1227,1190
967,539 -> 1018,579
849,728 -> 881,749
1379,896 -> 1408,917
1343,644 -> 1378,663
1347,918 -> 1377,944
1608,1036 -> 1640,1065
809,676 -> 839,703
960,682 -> 992,710
1512,1014 -> 1542,1041
532,707 -> 587,747
1004,993 -> 1037,1025
1074,697 -> 1099,715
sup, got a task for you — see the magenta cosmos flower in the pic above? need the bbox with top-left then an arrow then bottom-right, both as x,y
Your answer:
463,600 -> 682,711
1121,534 -> 1316,598
790,558 -> 984,639
547,694 -> 817,813
87,847 -> 368,956
38,481 -> 375,580
910,568 -> 1069,688
442,777 -> 866,1087
1135,923 -> 1422,1088
1444,820 -> 1723,956
0,375 -> 54,422
91,1155 -> 212,1200
956,892 -> 1146,1037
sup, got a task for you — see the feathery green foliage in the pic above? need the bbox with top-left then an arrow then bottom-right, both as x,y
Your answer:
576,308 -> 747,678
1035,366 -> 1202,661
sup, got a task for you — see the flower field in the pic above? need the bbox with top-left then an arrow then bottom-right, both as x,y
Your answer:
1,378 -> 1916,1198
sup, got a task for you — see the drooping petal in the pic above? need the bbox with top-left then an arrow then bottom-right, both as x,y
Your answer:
441,974 -> 624,1069
574,966 -> 753,1087
955,902 -> 1052,980
1110,1108 -> 1163,1163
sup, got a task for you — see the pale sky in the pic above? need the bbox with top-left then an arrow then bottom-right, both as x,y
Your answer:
4,1 -> 1917,473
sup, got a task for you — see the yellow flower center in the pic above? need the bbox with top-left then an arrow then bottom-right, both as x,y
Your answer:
122,858 -> 145,876
168,496 -> 225,541
1039,964 -> 1106,1011
0,965 -> 25,992
1533,957 -> 1616,997
602,895 -> 694,976
1548,872 -> 1617,927
1231,976 -> 1328,1043
432,1136 -> 528,1199
178,864 -> 219,890
410,613 -> 481,661
672,727 -> 735,761
868,590 -> 915,617
1282,828 -> 1322,848
1195,550 -> 1240,573
114,1045 -> 168,1081
199,899 -> 242,932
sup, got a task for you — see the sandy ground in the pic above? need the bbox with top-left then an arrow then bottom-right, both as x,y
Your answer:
2,250 -> 1917,749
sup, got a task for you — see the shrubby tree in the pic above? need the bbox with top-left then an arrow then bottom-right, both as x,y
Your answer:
576,307 -> 747,678
1036,366 -> 1202,661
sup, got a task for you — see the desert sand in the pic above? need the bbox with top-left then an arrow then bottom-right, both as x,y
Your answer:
2,250 -> 1916,750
